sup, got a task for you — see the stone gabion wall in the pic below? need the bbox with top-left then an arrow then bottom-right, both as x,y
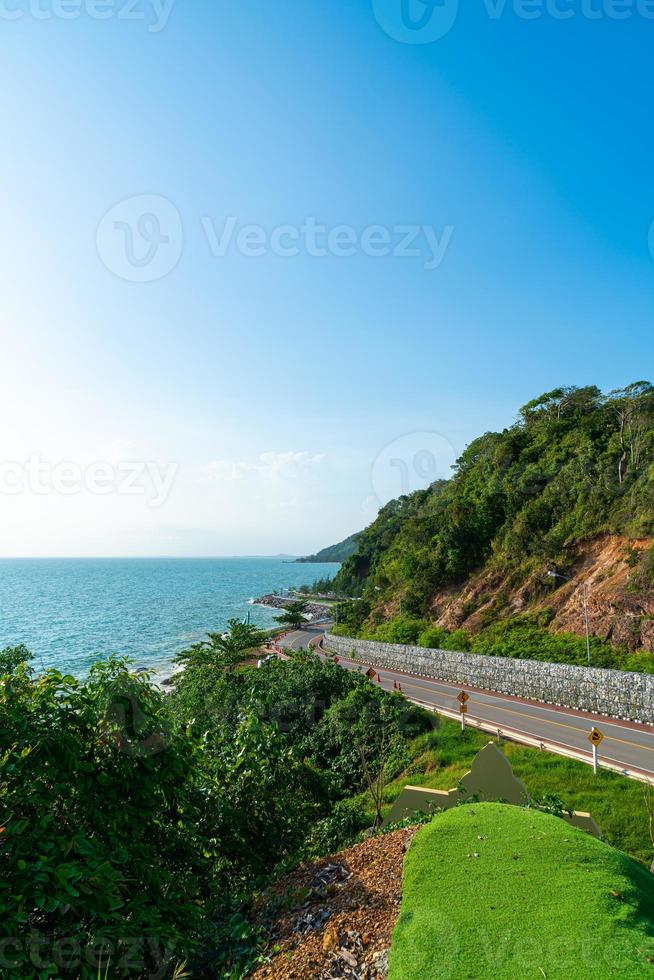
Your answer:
323,633 -> 654,724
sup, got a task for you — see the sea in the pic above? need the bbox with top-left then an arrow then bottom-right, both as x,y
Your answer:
0,557 -> 339,681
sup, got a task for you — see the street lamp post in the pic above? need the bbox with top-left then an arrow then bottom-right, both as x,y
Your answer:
547,570 -> 591,666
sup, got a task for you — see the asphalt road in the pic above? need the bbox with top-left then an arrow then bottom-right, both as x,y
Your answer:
277,624 -> 331,651
276,625 -> 654,783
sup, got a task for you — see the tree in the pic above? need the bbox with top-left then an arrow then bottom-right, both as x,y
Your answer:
176,618 -> 267,670
0,650 -> 332,977
309,686 -> 430,827
607,381 -> 654,485
0,643 -> 32,674
518,386 -> 601,424
0,656 -> 215,977
275,600 -> 309,629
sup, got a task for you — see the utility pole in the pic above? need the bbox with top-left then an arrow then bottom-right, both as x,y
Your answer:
582,580 -> 591,667
547,570 -> 591,666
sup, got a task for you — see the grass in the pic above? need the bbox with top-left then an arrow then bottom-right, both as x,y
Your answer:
366,719 -> 653,865
389,803 -> 654,980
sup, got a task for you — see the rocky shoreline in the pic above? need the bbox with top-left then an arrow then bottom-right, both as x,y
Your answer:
253,593 -> 331,620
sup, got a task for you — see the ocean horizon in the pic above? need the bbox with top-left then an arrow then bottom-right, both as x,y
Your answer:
0,557 -> 339,680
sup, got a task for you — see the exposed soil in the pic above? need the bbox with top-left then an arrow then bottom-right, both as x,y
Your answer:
249,827 -> 418,979
427,534 -> 654,651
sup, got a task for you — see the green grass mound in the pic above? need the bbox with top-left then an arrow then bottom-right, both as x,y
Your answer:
389,803 -> 654,980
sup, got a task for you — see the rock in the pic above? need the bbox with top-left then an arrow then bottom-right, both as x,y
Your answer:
161,672 -> 182,687
339,949 -> 358,968
293,906 -> 331,934
370,949 -> 390,977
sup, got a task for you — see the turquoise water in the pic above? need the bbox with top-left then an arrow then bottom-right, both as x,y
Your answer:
0,558 -> 338,679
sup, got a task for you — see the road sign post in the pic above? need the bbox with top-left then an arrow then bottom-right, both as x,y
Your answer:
457,691 -> 469,732
588,727 -> 604,774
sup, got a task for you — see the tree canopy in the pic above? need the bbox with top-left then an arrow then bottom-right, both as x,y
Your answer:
330,383 -> 654,619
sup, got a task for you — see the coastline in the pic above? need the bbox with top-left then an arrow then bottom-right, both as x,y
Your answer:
251,593 -> 332,620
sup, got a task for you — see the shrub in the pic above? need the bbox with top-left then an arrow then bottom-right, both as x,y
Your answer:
417,627 -> 448,648
0,658 -> 213,977
0,654 -> 327,977
469,617 -> 629,669
441,628 -> 472,651
368,617 -> 428,645
306,797 -> 370,856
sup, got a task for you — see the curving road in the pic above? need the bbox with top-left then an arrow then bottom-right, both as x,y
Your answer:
276,625 -> 654,783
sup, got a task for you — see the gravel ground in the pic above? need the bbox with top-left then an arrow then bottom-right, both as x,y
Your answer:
250,827 -> 418,979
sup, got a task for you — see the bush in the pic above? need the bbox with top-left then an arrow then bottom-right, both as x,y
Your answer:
306,797 -> 370,856
418,626 -> 450,649
0,643 -> 32,674
0,654 -> 328,977
441,628 -> 472,651
366,617 -> 427,645
469,617 -> 629,669
621,651 -> 654,674
0,657 -> 213,977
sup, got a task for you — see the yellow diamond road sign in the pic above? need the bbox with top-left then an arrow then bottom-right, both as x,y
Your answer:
366,667 -> 377,680
589,727 -> 604,746
457,691 -> 470,704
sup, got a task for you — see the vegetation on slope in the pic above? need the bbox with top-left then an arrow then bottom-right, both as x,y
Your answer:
389,803 -> 654,979
375,721 -> 654,866
3,628 -> 653,978
330,383 -> 654,659
332,610 -> 654,672
296,532 -> 361,564
0,636 -> 428,978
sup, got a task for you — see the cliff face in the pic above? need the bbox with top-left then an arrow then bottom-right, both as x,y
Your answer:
429,535 -> 654,651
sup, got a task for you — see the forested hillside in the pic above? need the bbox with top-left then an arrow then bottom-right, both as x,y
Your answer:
296,532 -> 361,563
331,383 -> 654,660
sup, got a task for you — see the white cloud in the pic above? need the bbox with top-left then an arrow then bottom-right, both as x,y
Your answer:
202,459 -> 254,482
202,450 -> 326,483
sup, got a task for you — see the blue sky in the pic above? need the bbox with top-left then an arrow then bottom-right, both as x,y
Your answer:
1,0 -> 653,555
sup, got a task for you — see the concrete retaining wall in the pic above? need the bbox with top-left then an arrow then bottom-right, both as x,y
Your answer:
323,633 -> 654,723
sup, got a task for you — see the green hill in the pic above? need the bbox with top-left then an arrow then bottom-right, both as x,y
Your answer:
389,802 -> 654,980
331,383 -> 654,663
297,532 -> 361,563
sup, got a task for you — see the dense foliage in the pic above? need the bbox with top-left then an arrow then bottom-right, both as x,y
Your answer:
274,600 -> 309,629
0,650 -> 214,978
334,612 -> 654,672
0,632 -> 429,978
296,533 -> 361,564
330,383 -> 654,634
